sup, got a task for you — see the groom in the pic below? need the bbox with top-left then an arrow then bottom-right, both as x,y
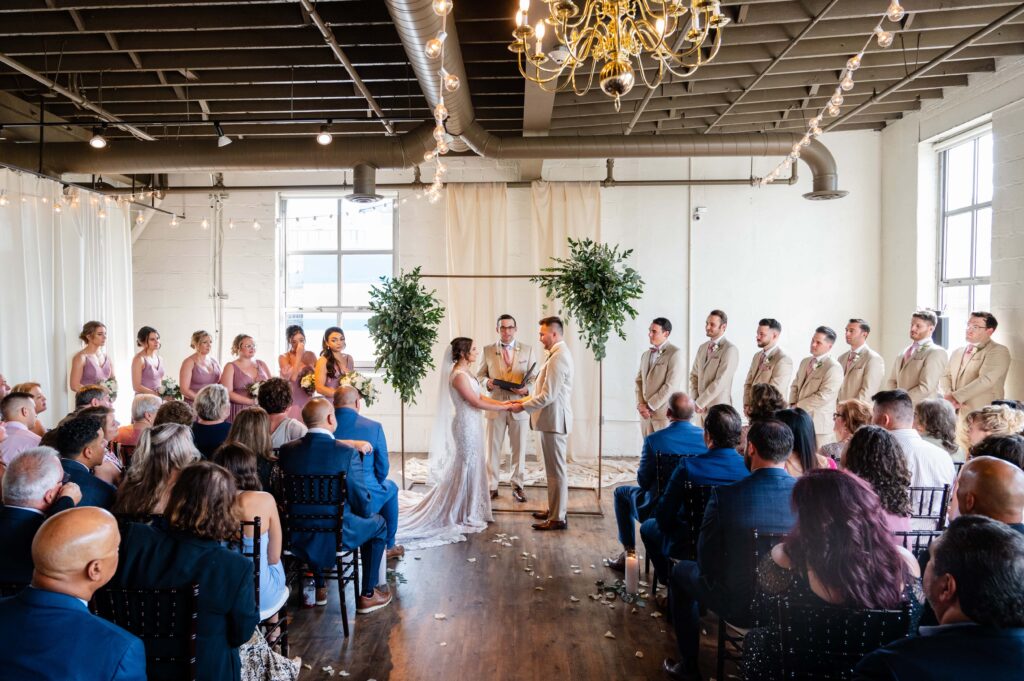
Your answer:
512,316 -> 574,531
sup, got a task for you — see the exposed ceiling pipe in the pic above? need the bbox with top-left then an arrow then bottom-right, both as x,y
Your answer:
383,0 -> 846,200
296,0 -> 396,135
0,52 -> 156,142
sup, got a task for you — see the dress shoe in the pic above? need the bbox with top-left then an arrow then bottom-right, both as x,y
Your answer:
512,485 -> 527,503
386,545 -> 405,560
662,658 -> 700,681
490,489 -> 499,500
531,510 -> 549,521
606,551 -> 627,572
356,588 -> 393,614
315,587 -> 328,606
532,519 -> 568,531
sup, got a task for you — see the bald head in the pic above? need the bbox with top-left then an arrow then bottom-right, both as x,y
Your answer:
32,507 -> 120,600
667,392 -> 695,422
302,397 -> 334,429
333,385 -> 361,410
958,456 -> 1024,524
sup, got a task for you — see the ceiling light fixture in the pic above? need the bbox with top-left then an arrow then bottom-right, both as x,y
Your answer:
316,123 -> 334,146
89,124 -> 108,149
214,122 -> 232,147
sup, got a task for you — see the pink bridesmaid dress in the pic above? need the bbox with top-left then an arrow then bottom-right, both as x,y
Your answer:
284,353 -> 316,420
229,361 -> 269,421
138,356 -> 165,395
185,358 -> 222,406
80,354 -> 113,386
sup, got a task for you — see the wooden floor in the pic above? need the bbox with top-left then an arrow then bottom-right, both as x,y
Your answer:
286,484 -> 691,681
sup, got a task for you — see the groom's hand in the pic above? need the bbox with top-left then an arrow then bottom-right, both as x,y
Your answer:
509,401 -> 525,413
512,387 -> 529,396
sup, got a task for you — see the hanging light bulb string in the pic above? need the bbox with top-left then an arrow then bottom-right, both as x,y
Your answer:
756,1 -> 903,186
423,0 -> 458,204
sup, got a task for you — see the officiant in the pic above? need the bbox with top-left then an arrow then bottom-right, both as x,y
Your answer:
477,314 -> 537,503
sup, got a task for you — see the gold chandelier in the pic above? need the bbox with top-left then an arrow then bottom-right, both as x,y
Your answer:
509,0 -> 729,110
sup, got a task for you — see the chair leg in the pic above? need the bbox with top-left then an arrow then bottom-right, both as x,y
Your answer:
337,558 -> 350,638
644,554 -> 651,576
279,606 -> 289,657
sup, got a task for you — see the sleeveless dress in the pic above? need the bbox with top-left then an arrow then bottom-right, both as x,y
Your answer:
282,352 -> 316,420
235,531 -> 289,620
229,361 -> 270,422
395,369 -> 493,550
80,353 -> 113,385
185,357 -> 221,406
138,355 -> 165,394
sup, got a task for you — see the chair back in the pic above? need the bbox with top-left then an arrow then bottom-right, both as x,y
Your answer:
279,472 -> 347,555
892,529 -> 942,561
725,528 -> 787,628
675,481 -> 716,561
953,461 -> 964,477
654,452 -> 685,497
92,584 -> 200,681
908,484 -> 951,530
237,516 -> 263,609
778,600 -> 911,680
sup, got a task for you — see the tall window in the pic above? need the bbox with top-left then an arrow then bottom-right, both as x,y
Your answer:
938,129 -> 993,336
280,196 -> 395,367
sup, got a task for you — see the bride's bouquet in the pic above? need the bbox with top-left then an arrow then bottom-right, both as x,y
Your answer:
340,371 -> 379,407
248,381 -> 263,399
299,368 -> 317,396
101,377 -> 118,400
158,376 -> 182,400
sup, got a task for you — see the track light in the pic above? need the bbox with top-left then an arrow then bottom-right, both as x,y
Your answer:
316,123 -> 333,146
89,125 -> 108,149
214,122 -> 232,147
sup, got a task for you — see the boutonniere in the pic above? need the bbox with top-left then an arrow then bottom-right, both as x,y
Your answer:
761,356 -> 771,368
813,359 -> 823,371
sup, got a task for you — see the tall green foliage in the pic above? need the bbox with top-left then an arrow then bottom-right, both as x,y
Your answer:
367,266 -> 446,405
532,237 -> 645,362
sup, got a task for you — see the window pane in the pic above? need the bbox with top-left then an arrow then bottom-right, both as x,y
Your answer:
286,254 -> 338,308
283,312 -> 338,347
943,212 -> 972,280
941,285 -> 970,345
944,142 -> 975,212
341,254 -> 393,307
973,284 -> 991,312
975,207 -> 992,278
341,198 -> 394,251
339,312 -> 374,366
284,198 -> 338,251
977,133 -> 993,204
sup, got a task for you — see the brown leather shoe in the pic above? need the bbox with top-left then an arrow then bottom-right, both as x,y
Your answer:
315,587 -> 328,606
532,519 -> 568,531
531,510 -> 549,521
490,489 -> 499,500
356,588 -> 393,614
606,551 -> 627,572
512,485 -> 527,503
386,545 -> 405,560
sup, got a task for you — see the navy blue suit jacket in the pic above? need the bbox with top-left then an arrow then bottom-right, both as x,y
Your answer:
634,420 -> 709,517
854,625 -> 1024,680
61,458 -> 115,509
278,432 -> 387,569
0,587 -> 146,680
697,466 -> 796,622
0,506 -> 46,583
334,408 -> 398,516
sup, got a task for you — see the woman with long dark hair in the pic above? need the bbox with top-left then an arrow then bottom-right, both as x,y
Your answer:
313,326 -> 354,399
131,326 -> 165,397
842,425 -> 912,535
277,325 -> 317,419
776,407 -> 835,476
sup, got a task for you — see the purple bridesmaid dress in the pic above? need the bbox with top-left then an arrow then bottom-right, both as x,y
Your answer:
229,360 -> 269,421
185,357 -> 222,406
79,354 -> 112,386
284,352 -> 317,420
139,355 -> 165,395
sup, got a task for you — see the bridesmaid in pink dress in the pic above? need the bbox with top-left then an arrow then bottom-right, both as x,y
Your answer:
131,326 -> 166,396
278,325 -> 317,420
179,330 -> 222,406
314,326 -> 354,400
220,333 -> 271,422
70,321 -> 115,391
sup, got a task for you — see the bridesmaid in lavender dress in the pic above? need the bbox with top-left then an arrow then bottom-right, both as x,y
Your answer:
313,326 -> 354,400
278,325 -> 317,420
179,330 -> 222,407
70,321 -> 115,391
220,333 -> 272,422
132,326 -> 166,397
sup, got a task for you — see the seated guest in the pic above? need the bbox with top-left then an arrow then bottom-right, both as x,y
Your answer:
12,382 -> 48,437
951,456 -> 1024,533
226,407 -> 277,493
915,398 -> 965,461
776,407 -> 836,476
80,404 -> 123,486
0,507 -> 146,681
641,404 -> 748,585
193,384 -> 232,458
842,425 -> 913,535
41,385 -> 115,450
112,462 -> 259,681
0,392 -> 42,469
966,404 -> 1024,447
854,516 -> 1024,681
257,377 -> 308,449
664,419 -> 798,681
739,383 -> 787,454
821,398 -> 872,463
969,434 -> 1024,470
114,394 -> 162,448
57,415 -> 115,509
334,385 -> 403,559
113,423 -> 199,517
278,398 -> 389,613
153,399 -> 195,427
0,447 -> 81,582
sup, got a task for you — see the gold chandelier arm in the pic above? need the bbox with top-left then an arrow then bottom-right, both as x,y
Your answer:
517,50 -> 571,85
634,55 -> 667,90
569,58 -> 600,97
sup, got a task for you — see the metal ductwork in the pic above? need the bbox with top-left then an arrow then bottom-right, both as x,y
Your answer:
345,163 -> 384,204
384,0 -> 847,200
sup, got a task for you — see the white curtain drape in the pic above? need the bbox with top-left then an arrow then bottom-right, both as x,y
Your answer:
0,169 -> 135,425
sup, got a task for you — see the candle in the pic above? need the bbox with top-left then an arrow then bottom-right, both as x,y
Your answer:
625,551 -> 640,594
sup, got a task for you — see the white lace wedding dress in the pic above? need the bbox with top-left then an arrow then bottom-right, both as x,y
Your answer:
395,367 -> 493,550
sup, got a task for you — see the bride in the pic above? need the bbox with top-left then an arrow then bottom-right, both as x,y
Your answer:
396,337 -> 514,550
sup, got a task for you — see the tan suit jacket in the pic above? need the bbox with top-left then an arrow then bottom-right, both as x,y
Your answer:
635,342 -> 685,420
523,341 -> 574,434
837,346 -> 885,404
689,337 -> 739,411
477,341 -> 537,422
790,356 -> 844,437
742,346 -> 793,408
884,341 -> 949,405
939,339 -> 1011,414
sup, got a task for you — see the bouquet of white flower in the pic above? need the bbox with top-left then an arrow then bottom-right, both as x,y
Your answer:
299,370 -> 316,396
339,371 -> 379,407
159,376 -> 182,400
248,381 -> 263,399
101,378 -> 118,401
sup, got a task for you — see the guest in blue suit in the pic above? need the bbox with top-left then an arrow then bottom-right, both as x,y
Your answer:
0,447 -> 80,583
279,398 -> 391,614
56,414 -> 115,509
855,515 -> 1024,681
333,385 -> 403,559
664,419 -> 797,681
608,392 -> 707,571
0,506 -> 146,681
641,404 -> 750,585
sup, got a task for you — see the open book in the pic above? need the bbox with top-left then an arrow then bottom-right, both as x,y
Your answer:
491,363 -> 536,392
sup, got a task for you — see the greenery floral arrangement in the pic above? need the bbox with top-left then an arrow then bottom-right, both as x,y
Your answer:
248,381 -> 263,399
340,371 -> 380,407
158,376 -> 182,400
299,368 -> 317,396
531,237 -> 645,362
101,378 -> 118,401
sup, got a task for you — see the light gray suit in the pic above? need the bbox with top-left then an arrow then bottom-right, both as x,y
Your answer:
689,336 -> 739,426
790,355 -> 844,444
522,341 -> 574,522
478,340 -> 538,491
635,342 -> 685,436
837,346 -> 885,404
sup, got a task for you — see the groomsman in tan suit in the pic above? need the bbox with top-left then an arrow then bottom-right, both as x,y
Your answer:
689,309 -> 739,426
790,326 -> 844,445
837,318 -> 885,403
742,318 -> 793,411
635,318 -> 685,437
884,310 -> 949,405
478,314 -> 537,503
940,311 -> 1012,418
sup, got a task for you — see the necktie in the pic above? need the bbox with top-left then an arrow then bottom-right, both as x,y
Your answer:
903,341 -> 919,362
759,350 -> 768,368
845,351 -> 856,372
707,342 -> 717,358
502,344 -> 513,367
960,345 -> 976,371
806,358 -> 815,377
649,346 -> 660,368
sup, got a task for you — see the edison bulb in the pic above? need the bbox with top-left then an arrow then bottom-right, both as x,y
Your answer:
434,101 -> 448,121
876,29 -> 894,48
433,124 -> 446,142
98,208 -> 107,219
827,103 -> 841,117
886,0 -> 905,22
425,37 -> 443,59
432,0 -> 452,16
443,71 -> 461,92
846,54 -> 861,71
830,91 -> 844,107
169,215 -> 177,227
200,218 -> 209,230
840,73 -> 854,91
424,149 -> 436,162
